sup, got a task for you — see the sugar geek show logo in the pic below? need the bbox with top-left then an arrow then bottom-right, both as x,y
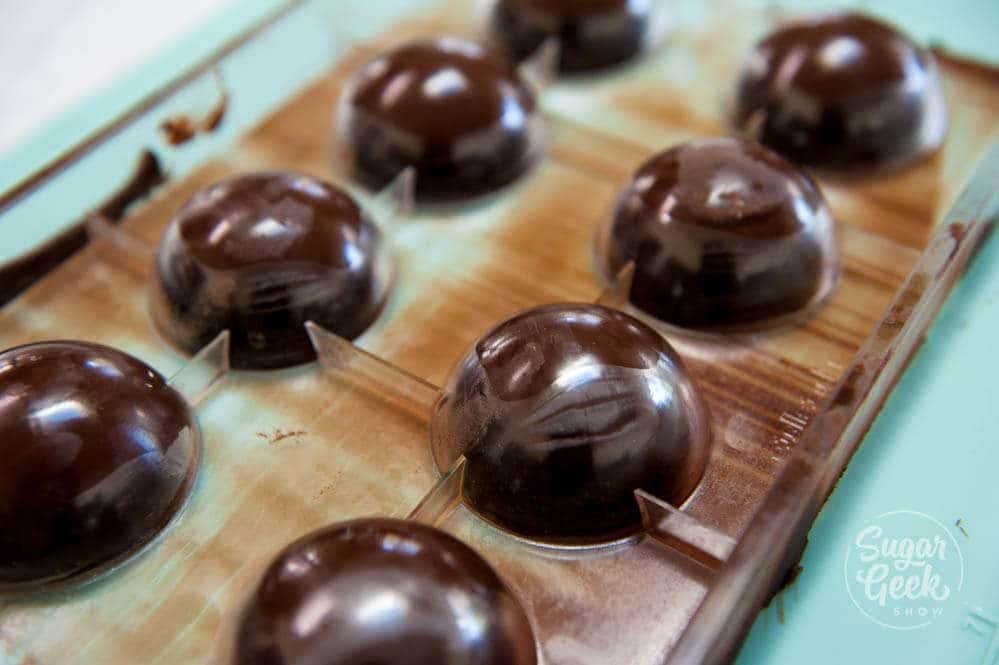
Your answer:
844,510 -> 964,630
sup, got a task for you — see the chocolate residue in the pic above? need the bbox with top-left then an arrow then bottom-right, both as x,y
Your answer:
160,80 -> 229,146
256,429 -> 306,446
764,542 -> 807,608
0,150 -> 165,306
939,221 -> 975,275
312,472 -> 344,502
898,273 -> 929,311
832,363 -> 866,407
876,273 -> 929,341
202,92 -> 228,132
781,563 -> 805,590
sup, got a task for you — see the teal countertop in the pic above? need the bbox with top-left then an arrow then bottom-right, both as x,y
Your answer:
2,2 -> 997,663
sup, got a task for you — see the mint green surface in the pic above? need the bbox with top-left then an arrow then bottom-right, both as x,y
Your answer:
2,1 -> 998,663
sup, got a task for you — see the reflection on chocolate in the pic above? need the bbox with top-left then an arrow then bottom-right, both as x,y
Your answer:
734,13 -> 947,171
237,519 -> 537,665
0,341 -> 199,592
153,172 -> 390,370
492,0 -> 651,72
600,138 -> 838,329
339,37 -> 540,202
431,304 -> 710,544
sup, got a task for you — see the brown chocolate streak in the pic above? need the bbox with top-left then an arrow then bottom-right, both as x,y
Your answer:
0,150 -> 165,306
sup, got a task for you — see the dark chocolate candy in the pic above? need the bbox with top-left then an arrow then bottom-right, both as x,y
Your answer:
492,0 -> 651,72
600,138 -> 837,329
339,37 -> 540,202
431,303 -> 710,544
152,172 -> 390,370
237,518 -> 537,665
0,341 -> 199,592
734,12 -> 947,171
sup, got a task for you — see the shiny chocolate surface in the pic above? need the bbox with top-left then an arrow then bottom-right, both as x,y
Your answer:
432,303 -> 710,544
237,518 -> 537,665
153,172 -> 390,370
0,341 -> 199,592
339,37 -> 540,202
734,12 -> 947,171
492,0 -> 651,72
600,138 -> 838,329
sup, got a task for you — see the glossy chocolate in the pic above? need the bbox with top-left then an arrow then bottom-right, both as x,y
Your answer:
734,13 -> 947,171
600,138 -> 838,329
492,0 -> 651,72
0,341 -> 199,591
339,37 -> 540,202
431,304 -> 710,544
237,519 -> 537,665
153,172 -> 390,370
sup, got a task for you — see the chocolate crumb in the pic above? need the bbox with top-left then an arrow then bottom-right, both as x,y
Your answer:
160,72 -> 229,145
832,363 -> 865,407
256,428 -> 307,445
160,117 -> 198,146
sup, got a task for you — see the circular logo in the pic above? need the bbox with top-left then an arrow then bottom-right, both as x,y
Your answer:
843,510 -> 964,630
